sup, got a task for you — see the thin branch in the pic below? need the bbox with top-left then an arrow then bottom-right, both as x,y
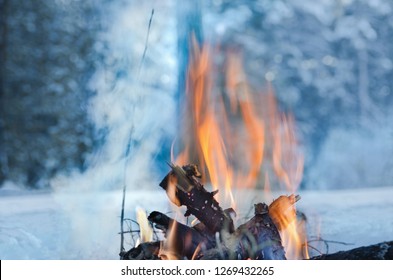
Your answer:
120,183 -> 127,253
120,128 -> 134,255
307,237 -> 354,255
137,9 -> 154,78
308,237 -> 354,246
119,230 -> 141,234
306,244 -> 324,256
120,8 -> 155,258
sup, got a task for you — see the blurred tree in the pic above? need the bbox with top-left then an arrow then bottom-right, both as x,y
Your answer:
0,0 -> 8,184
203,0 -> 393,189
1,0 -> 102,188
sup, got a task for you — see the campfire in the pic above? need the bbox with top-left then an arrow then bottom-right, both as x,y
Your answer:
121,41 -> 308,260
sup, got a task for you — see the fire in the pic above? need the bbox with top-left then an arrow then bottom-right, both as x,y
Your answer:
172,40 -> 307,259
267,87 -> 304,193
269,195 -> 309,259
174,42 -> 266,209
159,220 -> 180,260
136,207 -> 153,245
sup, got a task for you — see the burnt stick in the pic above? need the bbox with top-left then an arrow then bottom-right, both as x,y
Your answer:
159,163 -> 234,234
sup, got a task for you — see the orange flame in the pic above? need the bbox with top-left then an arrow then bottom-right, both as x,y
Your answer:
268,195 -> 308,259
266,86 -> 304,193
174,42 -> 267,209
173,40 -> 306,259
158,220 -> 180,260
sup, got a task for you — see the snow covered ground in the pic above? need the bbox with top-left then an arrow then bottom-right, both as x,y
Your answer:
1,182 -> 392,259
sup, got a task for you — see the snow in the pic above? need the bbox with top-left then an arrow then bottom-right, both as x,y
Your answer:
1,182 -> 392,259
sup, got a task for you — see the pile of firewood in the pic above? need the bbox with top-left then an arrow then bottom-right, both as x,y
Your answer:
120,163 -> 393,260
120,163 -> 299,260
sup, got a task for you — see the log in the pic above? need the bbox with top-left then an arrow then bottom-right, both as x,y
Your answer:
148,211 -> 215,259
197,203 -> 286,260
311,241 -> 393,260
159,163 -> 234,233
120,241 -> 161,260
234,203 -> 286,260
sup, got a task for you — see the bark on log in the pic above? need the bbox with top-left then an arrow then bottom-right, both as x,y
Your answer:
235,203 -> 286,260
197,203 -> 286,260
159,163 -> 234,233
311,241 -> 393,260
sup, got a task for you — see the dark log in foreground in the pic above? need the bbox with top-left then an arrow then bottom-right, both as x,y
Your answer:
120,240 -> 393,260
160,163 -> 234,233
311,241 -> 393,260
120,241 -> 160,260
148,211 -> 215,259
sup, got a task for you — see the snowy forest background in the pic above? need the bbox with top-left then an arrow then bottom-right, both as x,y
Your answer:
1,0 -> 393,259
1,0 -> 393,190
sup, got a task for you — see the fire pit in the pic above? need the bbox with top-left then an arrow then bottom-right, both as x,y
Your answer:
121,163 -> 305,260
120,41 -> 308,260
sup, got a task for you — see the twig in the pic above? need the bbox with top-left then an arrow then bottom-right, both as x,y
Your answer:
307,237 -> 354,254
120,127 -> 135,256
120,182 -> 127,253
306,244 -> 324,256
119,8 -> 155,259
119,230 -> 141,234
137,9 -> 155,78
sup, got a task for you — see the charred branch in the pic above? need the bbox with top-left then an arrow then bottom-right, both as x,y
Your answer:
159,163 -> 234,233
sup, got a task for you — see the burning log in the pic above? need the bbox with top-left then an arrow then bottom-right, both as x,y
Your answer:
159,163 -> 235,234
235,203 -> 286,260
148,211 -> 215,259
197,203 -> 286,260
121,164 -> 305,260
269,194 -> 300,231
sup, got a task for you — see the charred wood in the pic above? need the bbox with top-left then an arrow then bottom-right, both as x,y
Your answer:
120,241 -> 160,260
197,203 -> 286,260
235,203 -> 286,260
148,211 -> 215,259
159,163 -> 234,233
311,241 -> 393,260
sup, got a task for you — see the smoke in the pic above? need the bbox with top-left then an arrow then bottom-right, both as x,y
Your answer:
306,117 -> 393,189
51,0 -> 177,258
